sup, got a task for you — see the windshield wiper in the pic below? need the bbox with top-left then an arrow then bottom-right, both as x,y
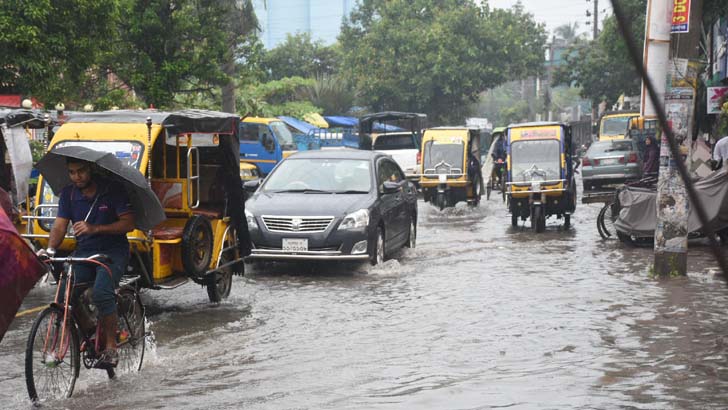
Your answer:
333,190 -> 369,194
270,188 -> 333,194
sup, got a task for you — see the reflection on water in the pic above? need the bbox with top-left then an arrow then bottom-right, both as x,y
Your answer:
2,194 -> 728,409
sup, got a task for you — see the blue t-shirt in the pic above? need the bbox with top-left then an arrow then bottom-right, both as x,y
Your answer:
57,178 -> 133,251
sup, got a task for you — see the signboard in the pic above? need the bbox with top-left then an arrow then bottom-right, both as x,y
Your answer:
707,87 -> 728,114
511,126 -> 560,141
671,0 -> 690,33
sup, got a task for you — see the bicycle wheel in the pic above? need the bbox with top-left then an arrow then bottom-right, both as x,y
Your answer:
25,305 -> 80,403
116,289 -> 145,373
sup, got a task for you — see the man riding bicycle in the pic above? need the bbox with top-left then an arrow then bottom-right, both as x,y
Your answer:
37,157 -> 135,368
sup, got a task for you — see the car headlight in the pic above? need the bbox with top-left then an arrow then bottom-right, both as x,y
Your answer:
245,209 -> 259,230
338,209 -> 369,230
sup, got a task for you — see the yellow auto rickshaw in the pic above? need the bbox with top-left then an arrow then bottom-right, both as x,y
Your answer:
419,127 -> 484,210
24,109 -> 250,302
505,122 -> 576,232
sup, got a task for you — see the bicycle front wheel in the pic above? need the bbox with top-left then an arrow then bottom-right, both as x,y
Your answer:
25,305 -> 80,403
116,289 -> 145,373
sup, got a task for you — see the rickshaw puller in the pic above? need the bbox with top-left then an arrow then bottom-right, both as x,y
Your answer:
37,158 -> 135,368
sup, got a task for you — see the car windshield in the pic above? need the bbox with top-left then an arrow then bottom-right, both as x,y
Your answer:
423,141 -> 464,171
601,116 -> 631,136
510,139 -> 561,183
264,158 -> 371,193
270,121 -> 296,150
373,133 -> 417,150
588,141 -> 633,155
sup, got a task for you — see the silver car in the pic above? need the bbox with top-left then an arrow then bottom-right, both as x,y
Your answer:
581,140 -> 642,191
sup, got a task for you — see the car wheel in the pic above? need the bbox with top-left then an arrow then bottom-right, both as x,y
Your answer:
405,219 -> 416,248
370,227 -> 385,266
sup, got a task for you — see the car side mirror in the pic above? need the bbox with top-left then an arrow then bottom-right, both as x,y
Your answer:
382,180 -> 401,194
243,179 -> 261,193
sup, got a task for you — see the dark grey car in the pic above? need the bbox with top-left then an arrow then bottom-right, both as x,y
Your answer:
581,139 -> 642,191
244,150 -> 418,265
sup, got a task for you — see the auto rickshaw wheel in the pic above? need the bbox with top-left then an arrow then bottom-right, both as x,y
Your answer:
470,175 -> 482,206
206,250 -> 234,303
436,192 -> 446,211
511,213 -> 519,228
532,206 -> 545,233
564,214 -> 571,229
181,215 -> 214,277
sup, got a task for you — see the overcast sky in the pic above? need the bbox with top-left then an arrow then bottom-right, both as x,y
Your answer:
488,0 -> 613,38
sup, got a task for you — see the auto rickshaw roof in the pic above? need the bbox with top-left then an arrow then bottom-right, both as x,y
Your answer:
492,127 -> 507,134
64,109 -> 239,135
507,121 -> 566,129
0,109 -> 49,129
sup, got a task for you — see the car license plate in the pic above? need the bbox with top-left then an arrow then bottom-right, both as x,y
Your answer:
599,158 -> 619,165
282,238 -> 308,252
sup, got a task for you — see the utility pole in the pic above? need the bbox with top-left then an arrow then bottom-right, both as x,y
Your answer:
593,0 -> 599,40
653,0 -> 703,276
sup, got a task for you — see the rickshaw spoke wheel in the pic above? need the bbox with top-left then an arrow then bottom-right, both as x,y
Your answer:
207,250 -> 234,303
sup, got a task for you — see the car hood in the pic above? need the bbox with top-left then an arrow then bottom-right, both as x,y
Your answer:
247,192 -> 374,217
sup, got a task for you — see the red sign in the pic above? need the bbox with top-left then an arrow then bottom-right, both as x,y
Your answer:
671,0 -> 690,33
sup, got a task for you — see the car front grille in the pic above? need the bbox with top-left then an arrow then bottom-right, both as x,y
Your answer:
261,216 -> 334,233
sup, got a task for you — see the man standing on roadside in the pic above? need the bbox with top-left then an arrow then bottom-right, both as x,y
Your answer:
37,157 -> 135,368
712,136 -> 728,170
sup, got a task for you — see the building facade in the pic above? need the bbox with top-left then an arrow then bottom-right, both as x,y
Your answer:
253,0 -> 356,49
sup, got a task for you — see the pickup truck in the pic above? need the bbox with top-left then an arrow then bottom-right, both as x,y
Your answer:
372,132 -> 420,181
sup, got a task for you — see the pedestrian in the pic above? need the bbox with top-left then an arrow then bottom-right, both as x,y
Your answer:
36,157 -> 135,368
642,136 -> 659,176
712,135 -> 728,170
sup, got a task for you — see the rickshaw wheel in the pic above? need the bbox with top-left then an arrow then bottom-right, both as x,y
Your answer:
206,251 -> 234,303
532,207 -> 545,233
181,215 -> 214,277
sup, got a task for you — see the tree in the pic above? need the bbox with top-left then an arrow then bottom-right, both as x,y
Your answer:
262,33 -> 340,80
109,0 -> 258,109
237,76 -> 322,118
296,75 -> 356,115
554,0 -> 646,109
338,0 -> 546,124
554,22 -> 581,45
0,0 -> 121,106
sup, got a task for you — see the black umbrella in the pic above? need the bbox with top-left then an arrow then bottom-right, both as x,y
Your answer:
36,146 -> 165,231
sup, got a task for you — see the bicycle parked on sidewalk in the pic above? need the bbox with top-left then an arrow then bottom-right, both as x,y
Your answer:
24,253 -> 145,403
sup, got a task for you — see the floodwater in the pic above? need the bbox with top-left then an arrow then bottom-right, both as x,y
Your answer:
2,190 -> 728,409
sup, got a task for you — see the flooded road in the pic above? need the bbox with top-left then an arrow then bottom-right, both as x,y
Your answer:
3,192 -> 728,409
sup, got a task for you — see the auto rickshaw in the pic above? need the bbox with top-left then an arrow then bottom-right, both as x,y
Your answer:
505,122 -> 576,232
419,127 -> 484,210
0,109 -> 53,233
24,110 -> 249,302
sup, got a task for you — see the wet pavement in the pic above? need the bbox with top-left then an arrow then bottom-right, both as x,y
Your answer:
2,190 -> 728,409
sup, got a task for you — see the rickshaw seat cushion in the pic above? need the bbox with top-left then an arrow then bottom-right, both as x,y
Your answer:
151,180 -> 183,209
191,207 -> 222,219
152,226 -> 184,240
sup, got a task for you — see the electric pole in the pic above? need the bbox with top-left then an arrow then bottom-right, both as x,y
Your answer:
593,0 -> 599,40
653,0 -> 704,276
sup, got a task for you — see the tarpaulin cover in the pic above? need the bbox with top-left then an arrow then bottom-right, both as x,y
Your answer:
278,116 -> 318,134
323,116 -> 358,128
614,169 -> 728,238
0,207 -> 46,343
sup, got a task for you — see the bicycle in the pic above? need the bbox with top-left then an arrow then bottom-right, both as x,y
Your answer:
24,253 -> 145,403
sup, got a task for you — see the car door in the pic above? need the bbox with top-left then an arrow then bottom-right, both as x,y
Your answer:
376,158 -> 408,247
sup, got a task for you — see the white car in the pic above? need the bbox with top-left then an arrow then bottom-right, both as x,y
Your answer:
372,132 -> 420,181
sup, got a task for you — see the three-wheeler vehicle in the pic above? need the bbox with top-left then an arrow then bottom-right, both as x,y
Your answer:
419,127 -> 484,210
24,109 -> 250,302
505,122 -> 576,232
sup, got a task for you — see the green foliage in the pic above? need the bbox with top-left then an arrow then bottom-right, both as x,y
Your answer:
554,0 -> 646,108
0,0 -> 121,106
28,140 -> 46,163
295,75 -> 356,115
262,33 -> 340,80
238,77 -> 322,117
338,0 -> 546,124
